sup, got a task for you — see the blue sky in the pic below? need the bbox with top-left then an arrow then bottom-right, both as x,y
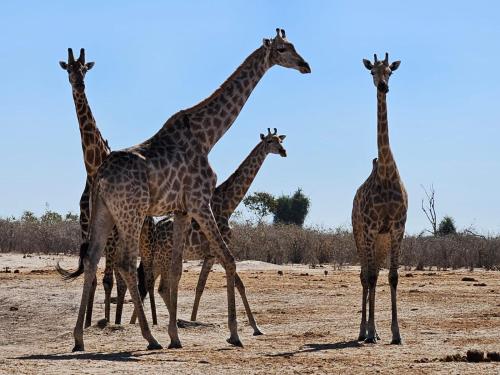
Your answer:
0,1 -> 499,234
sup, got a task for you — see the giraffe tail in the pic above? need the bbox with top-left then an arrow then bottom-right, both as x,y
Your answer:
55,242 -> 89,281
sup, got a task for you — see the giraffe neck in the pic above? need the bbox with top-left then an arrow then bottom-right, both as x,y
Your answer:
72,89 -> 110,176
154,46 -> 271,152
213,141 -> 268,218
376,90 -> 396,179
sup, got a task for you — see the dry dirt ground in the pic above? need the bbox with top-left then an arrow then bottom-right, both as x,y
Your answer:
0,253 -> 499,374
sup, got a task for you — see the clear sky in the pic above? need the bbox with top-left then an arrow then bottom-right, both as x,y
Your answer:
0,1 -> 499,234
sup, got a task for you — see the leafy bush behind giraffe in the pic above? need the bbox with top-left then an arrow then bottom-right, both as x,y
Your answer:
0,211 -> 499,270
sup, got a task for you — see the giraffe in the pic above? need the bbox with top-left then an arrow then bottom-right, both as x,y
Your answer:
57,28 -> 310,351
59,48 -> 110,328
59,48 -> 157,327
129,128 -> 287,335
352,53 -> 407,345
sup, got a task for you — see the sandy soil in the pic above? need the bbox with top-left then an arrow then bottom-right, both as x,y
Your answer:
0,253 -> 499,374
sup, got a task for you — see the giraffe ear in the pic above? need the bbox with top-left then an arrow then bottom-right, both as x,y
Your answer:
362,59 -> 373,70
85,62 -> 95,70
59,61 -> 68,70
262,38 -> 272,48
278,135 -> 286,141
260,133 -> 265,140
389,61 -> 401,71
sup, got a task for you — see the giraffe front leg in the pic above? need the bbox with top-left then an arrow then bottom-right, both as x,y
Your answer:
167,213 -> 189,349
362,231 -> 379,344
114,269 -> 127,325
145,263 -> 158,325
192,207 -> 242,347
130,261 -> 156,324
191,256 -> 215,322
389,229 -> 404,345
365,265 -> 379,344
358,267 -> 368,341
235,272 -> 263,336
103,229 -> 118,324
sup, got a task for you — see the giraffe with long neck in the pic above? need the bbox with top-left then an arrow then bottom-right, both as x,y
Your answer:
57,28 -> 310,351
130,128 -> 287,334
352,53 -> 407,344
59,48 -> 109,328
59,49 -> 157,327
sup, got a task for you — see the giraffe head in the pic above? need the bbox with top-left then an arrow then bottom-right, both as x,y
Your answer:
363,53 -> 400,94
59,48 -> 95,93
260,128 -> 287,157
263,28 -> 311,74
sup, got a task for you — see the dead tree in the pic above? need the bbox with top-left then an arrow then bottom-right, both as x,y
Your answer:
421,184 -> 437,236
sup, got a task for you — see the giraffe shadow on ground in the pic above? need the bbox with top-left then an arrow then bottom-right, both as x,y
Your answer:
12,350 -> 165,363
265,340 -> 362,358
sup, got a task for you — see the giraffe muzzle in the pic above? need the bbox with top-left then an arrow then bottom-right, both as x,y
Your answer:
298,61 -> 311,74
279,149 -> 287,157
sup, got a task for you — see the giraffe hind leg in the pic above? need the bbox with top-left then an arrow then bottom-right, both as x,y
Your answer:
191,206 -> 242,347
72,196 -> 114,351
235,272 -> 263,336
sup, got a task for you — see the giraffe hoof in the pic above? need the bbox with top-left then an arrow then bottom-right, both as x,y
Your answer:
253,329 -> 264,336
227,337 -> 244,347
391,338 -> 402,345
168,340 -> 182,349
72,344 -> 84,352
147,342 -> 163,350
364,337 -> 377,344
357,335 -> 367,341
376,333 -> 381,340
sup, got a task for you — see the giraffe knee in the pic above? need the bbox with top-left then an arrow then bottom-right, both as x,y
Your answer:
103,273 -> 113,291
368,272 -> 378,287
225,256 -> 236,275
389,270 -> 398,287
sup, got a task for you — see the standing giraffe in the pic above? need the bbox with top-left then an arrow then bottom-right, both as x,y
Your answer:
352,53 -> 407,344
129,128 -> 287,335
59,48 -> 109,328
57,28 -> 310,351
59,48 -> 157,327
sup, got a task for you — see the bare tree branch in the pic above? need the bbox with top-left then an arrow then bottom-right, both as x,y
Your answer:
421,184 -> 437,236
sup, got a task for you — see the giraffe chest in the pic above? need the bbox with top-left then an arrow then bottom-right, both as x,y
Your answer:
363,181 -> 408,220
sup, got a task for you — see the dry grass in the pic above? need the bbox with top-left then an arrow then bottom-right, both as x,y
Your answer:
1,218 -> 499,270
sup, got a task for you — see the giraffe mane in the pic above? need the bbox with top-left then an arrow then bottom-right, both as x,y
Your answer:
182,46 -> 266,114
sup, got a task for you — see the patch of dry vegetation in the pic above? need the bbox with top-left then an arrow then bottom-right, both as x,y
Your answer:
1,218 -> 499,270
